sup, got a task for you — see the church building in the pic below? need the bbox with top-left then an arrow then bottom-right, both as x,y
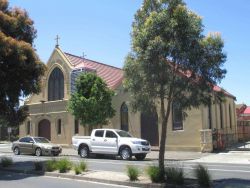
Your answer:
19,46 -> 238,152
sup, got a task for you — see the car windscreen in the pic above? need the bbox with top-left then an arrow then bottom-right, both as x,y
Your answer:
34,137 -> 50,143
115,130 -> 132,137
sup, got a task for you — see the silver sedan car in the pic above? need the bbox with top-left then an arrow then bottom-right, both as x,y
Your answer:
12,136 -> 62,156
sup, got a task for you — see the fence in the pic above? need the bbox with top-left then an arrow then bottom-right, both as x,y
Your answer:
212,128 -> 238,151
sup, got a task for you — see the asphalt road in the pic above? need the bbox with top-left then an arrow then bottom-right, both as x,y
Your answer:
1,152 -> 250,181
0,171 -> 133,188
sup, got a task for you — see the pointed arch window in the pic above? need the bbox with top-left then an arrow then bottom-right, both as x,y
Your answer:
208,104 -> 212,129
57,119 -> 62,135
229,104 -> 232,129
120,102 -> 128,131
172,101 -> 183,130
220,103 -> 224,129
48,67 -> 64,101
26,121 -> 31,135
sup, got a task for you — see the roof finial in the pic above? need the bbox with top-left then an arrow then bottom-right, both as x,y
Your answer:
55,35 -> 60,48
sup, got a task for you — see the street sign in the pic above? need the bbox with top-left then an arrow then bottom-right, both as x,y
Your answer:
7,127 -> 12,133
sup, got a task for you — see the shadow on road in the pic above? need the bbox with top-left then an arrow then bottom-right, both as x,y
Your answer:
0,171 -> 43,181
214,178 -> 250,188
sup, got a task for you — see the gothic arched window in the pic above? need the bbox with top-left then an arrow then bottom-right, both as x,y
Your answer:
48,67 -> 64,101
172,101 -> 183,130
120,102 -> 128,131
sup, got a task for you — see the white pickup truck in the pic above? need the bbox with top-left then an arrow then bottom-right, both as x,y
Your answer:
72,129 -> 151,160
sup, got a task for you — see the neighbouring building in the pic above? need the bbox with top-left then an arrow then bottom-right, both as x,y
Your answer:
19,46 -> 238,152
236,104 -> 250,141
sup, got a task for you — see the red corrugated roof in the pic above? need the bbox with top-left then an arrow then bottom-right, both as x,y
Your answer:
65,52 -> 123,89
244,107 -> 250,114
213,85 -> 236,99
64,52 -> 235,99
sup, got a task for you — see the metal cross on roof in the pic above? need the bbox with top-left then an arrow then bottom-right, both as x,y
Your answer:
82,52 -> 86,59
55,35 -> 60,47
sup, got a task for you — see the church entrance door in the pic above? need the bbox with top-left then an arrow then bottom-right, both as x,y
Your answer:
38,119 -> 51,141
141,112 -> 159,146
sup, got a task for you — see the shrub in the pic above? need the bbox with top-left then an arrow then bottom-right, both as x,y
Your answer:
45,160 -> 57,172
194,164 -> 211,187
1,157 -> 13,167
57,158 -> 72,173
74,165 -> 82,175
79,161 -> 87,172
127,165 -> 140,181
34,161 -> 44,171
165,166 -> 184,185
146,166 -> 164,183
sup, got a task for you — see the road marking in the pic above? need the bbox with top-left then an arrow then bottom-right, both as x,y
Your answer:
44,175 -> 139,188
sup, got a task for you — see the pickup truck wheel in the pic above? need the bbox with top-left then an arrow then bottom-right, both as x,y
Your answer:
79,146 -> 89,158
135,154 -> 146,161
120,147 -> 132,160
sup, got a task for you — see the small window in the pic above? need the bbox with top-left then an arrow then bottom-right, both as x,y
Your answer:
105,131 -> 117,138
220,103 -> 223,129
74,119 -> 79,134
57,119 -> 62,135
208,104 -> 212,129
26,121 -> 31,135
26,137 -> 33,143
172,101 -> 183,130
19,137 -> 27,142
229,105 -> 232,129
95,130 -> 104,137
120,102 -> 129,131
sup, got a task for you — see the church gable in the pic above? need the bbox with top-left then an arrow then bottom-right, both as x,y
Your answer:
27,47 -> 72,104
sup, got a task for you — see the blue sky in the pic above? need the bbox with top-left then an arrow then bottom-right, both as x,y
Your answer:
9,0 -> 250,105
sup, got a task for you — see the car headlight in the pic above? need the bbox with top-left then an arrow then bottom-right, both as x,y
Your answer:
131,141 -> 141,145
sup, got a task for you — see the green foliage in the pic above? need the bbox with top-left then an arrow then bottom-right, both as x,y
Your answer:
73,161 -> 87,175
34,161 -> 44,171
194,164 -> 211,187
1,157 -> 13,167
74,165 -> 82,175
79,161 -> 87,172
127,165 -> 140,181
45,160 -> 57,172
146,166 -> 164,183
57,158 -> 72,173
0,0 -> 46,126
165,166 -> 184,185
124,0 -> 227,172
68,72 -> 115,126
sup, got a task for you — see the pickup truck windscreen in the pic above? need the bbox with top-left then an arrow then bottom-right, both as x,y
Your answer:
115,130 -> 132,137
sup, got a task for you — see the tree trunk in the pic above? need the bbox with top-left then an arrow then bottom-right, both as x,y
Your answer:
158,97 -> 172,177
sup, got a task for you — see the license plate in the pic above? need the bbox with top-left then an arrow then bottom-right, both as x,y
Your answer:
142,147 -> 150,151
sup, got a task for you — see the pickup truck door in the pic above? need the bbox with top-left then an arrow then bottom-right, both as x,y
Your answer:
90,130 -> 105,153
103,130 -> 118,154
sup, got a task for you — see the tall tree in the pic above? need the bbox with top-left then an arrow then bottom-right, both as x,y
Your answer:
68,73 -> 115,127
124,0 -> 226,177
0,0 -> 46,126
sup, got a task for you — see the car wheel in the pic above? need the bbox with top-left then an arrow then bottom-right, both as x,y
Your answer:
14,147 -> 20,155
135,154 -> 146,161
53,153 -> 59,157
35,148 -> 42,157
79,145 -> 89,158
120,147 -> 132,160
